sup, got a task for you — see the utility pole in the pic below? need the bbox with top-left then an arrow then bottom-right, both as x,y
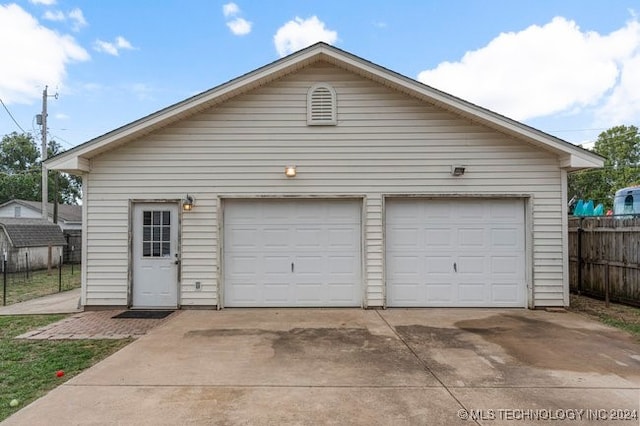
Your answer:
41,86 -> 48,220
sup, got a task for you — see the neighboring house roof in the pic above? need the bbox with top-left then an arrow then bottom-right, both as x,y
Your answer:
0,199 -> 82,223
0,218 -> 67,248
46,42 -> 604,174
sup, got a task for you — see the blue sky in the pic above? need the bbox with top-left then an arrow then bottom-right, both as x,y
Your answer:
1,0 -> 639,152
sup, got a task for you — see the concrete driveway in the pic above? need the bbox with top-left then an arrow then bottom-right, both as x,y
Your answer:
3,309 -> 640,425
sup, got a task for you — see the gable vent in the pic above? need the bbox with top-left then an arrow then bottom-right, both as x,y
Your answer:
307,83 -> 337,125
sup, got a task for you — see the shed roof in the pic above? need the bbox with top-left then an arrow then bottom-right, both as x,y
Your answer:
46,42 -> 604,173
0,200 -> 82,223
0,218 -> 67,248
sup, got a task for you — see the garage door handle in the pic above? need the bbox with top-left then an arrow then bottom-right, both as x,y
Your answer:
291,262 -> 294,273
453,262 -> 457,273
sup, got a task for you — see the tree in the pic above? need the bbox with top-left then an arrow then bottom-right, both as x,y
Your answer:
568,125 -> 640,210
46,139 -> 82,205
0,132 -> 39,174
0,132 -> 81,205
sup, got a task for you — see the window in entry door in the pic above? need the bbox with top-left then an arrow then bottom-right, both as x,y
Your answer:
142,210 -> 171,257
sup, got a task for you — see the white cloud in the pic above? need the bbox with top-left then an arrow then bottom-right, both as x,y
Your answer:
595,38 -> 640,125
42,8 -> 88,32
273,16 -> 338,57
93,40 -> 117,55
222,2 -> 239,18
55,113 -> 69,120
222,3 -> 251,36
580,140 -> 596,150
417,17 -> 640,123
68,8 -> 87,31
115,36 -> 133,49
0,4 -> 89,105
93,36 -> 136,56
43,10 -> 65,21
227,18 -> 252,36
29,0 -> 56,5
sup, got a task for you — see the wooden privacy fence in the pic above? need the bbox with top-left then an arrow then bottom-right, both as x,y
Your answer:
568,216 -> 640,306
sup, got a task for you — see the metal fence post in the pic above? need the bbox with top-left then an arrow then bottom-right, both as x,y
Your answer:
59,254 -> 63,292
3,251 -> 7,306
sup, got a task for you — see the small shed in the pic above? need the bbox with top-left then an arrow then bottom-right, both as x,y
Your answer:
0,200 -> 83,264
0,218 -> 67,272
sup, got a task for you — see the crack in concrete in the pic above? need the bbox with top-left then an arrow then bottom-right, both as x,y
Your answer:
374,310 -> 482,426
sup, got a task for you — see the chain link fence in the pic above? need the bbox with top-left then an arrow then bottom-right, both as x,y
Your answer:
2,251 -> 80,306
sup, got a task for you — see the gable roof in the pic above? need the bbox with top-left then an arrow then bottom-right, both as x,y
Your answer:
46,42 -> 604,173
0,199 -> 82,223
0,218 -> 67,248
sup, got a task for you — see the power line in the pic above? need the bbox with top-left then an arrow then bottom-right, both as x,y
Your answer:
549,127 -> 608,133
0,97 -> 27,134
48,133 -> 76,149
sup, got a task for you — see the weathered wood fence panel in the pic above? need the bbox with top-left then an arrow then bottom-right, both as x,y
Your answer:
568,217 -> 640,306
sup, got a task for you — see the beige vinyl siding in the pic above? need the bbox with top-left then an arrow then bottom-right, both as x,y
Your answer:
84,61 -> 565,307
365,195 -> 383,306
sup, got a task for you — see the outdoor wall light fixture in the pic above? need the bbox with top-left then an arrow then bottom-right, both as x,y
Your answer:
285,166 -> 297,177
451,166 -> 466,176
183,194 -> 195,211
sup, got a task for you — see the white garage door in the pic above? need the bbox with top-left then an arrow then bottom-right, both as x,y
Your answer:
224,199 -> 361,307
386,198 -> 525,307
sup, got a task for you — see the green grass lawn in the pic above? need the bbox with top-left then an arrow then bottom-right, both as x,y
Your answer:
0,315 -> 131,422
570,294 -> 640,339
3,265 -> 81,306
600,316 -> 640,337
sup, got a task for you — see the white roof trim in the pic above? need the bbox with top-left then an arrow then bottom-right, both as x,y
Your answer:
46,43 -> 603,173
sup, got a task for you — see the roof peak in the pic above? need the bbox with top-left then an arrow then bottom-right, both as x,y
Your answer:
0,199 -> 82,222
46,42 -> 603,173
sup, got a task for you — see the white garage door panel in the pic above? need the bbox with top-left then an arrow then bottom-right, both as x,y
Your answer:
225,199 -> 361,307
386,198 -> 525,307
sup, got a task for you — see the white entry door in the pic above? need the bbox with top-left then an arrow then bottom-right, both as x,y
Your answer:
386,198 -> 525,307
132,203 -> 179,308
224,199 -> 361,307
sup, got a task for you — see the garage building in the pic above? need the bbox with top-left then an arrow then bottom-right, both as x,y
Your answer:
46,43 -> 603,310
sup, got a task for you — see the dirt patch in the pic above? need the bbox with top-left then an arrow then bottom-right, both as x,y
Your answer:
455,314 -> 640,375
569,294 -> 640,335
